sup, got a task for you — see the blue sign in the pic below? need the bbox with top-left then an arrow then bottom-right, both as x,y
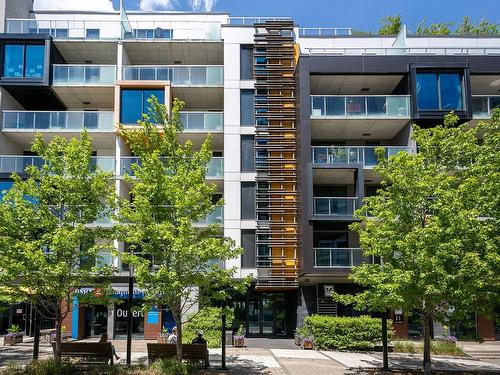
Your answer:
147,307 -> 159,324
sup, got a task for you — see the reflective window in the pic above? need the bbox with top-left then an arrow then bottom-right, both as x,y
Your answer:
241,182 -> 255,220
86,29 -> 100,39
3,45 -> 24,77
120,89 -> 165,124
240,90 -> 254,126
240,46 -> 253,80
0,181 -> 14,200
416,71 -> 464,110
3,44 -> 45,78
241,135 -> 255,172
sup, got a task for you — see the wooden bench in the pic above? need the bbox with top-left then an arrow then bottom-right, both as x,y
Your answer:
147,343 -> 209,368
52,342 -> 114,366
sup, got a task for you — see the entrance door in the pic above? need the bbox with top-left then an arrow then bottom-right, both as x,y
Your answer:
84,305 -> 108,338
247,294 -> 286,336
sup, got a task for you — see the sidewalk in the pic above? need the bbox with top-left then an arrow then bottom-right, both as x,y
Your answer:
2,337 -> 500,374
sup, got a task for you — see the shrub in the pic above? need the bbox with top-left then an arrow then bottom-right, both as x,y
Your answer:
149,358 -> 199,375
393,340 -> 465,356
183,307 -> 234,348
302,315 -> 392,350
393,340 -> 417,354
2,359 -> 75,375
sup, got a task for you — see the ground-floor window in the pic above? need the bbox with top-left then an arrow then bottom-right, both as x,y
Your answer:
114,299 -> 144,338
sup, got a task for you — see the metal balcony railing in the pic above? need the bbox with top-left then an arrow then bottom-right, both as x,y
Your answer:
311,95 -> 411,119
53,65 -> 116,86
2,111 -> 114,131
311,146 -> 413,167
122,66 -> 223,86
306,47 -> 500,56
298,27 -> 353,37
0,156 -> 115,174
5,19 -> 221,41
180,112 -> 223,132
313,197 -> 358,216
228,17 -> 292,25
120,157 -> 223,178
195,206 -> 224,225
313,248 -> 374,267
472,96 -> 500,119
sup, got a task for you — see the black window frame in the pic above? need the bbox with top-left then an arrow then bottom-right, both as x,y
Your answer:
1,41 -> 47,80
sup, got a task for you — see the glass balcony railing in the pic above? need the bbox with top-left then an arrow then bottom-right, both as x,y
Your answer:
311,95 -> 411,119
180,112 -> 223,132
306,47 -> 500,56
298,27 -> 353,37
312,146 -> 413,167
472,96 -> 500,119
53,65 -> 116,86
313,197 -> 358,216
0,156 -> 115,174
2,111 -> 114,131
314,248 -> 373,268
122,66 -> 223,86
120,157 -> 223,178
5,19 -> 221,41
196,206 -> 224,225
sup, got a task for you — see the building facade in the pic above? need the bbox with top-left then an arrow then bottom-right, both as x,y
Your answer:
0,2 -> 498,340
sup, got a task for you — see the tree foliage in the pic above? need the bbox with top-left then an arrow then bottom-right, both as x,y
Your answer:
116,96 -> 246,362
0,132 -> 115,359
334,111 -> 500,373
378,15 -> 402,35
416,19 -> 453,35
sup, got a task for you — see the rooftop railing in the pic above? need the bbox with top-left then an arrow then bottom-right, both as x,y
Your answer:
305,47 -> 500,56
312,146 -> 413,167
2,111 -> 114,131
5,19 -> 222,41
0,156 -> 115,174
180,112 -> 223,132
228,17 -> 292,25
472,96 -> 500,119
53,65 -> 116,86
311,95 -> 411,119
122,65 -> 223,86
298,27 -> 353,37
313,197 -> 358,216
314,248 -> 374,268
120,156 -> 223,178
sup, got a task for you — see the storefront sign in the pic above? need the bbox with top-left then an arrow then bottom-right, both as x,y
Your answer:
394,308 -> 404,324
116,308 -> 144,318
147,307 -> 159,324
75,287 -> 144,298
323,285 -> 334,297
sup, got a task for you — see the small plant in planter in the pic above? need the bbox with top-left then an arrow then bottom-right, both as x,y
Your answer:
4,324 -> 23,346
233,324 -> 245,348
158,327 -> 168,344
301,337 -> 314,350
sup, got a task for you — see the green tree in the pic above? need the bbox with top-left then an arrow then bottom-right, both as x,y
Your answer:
378,15 -> 402,35
0,132 -> 115,360
416,19 -> 453,35
116,97 -> 246,362
455,16 -> 499,35
334,111 -> 500,374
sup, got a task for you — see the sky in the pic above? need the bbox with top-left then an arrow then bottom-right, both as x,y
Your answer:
34,0 -> 500,33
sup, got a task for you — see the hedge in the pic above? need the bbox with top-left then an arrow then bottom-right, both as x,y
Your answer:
183,307 -> 234,348
300,315 -> 392,350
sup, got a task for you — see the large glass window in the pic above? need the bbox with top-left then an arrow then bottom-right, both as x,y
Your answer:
3,44 -> 45,78
416,71 -> 464,111
240,90 -> 255,126
3,45 -> 24,77
241,182 -> 255,220
120,89 -> 165,124
241,135 -> 255,172
241,230 -> 256,268
240,46 -> 254,80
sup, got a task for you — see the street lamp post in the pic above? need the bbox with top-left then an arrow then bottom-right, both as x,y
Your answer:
126,266 -> 133,366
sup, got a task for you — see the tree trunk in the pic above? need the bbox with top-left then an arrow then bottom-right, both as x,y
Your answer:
54,319 -> 62,363
422,315 -> 432,375
176,318 -> 183,364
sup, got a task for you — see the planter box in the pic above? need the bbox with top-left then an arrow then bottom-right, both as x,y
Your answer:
233,336 -> 245,348
4,334 -> 23,346
301,338 -> 314,350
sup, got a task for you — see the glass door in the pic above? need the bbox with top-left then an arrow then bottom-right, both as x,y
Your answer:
261,298 -> 274,335
246,294 -> 286,336
248,299 -> 260,335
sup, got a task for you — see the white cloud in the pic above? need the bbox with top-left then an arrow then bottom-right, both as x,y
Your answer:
34,0 -> 114,11
190,0 -> 217,12
140,0 -> 176,11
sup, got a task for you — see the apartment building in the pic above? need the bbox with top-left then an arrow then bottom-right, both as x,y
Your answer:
0,1 -> 498,340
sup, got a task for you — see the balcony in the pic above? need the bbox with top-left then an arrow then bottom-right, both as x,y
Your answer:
472,96 -> 500,119
120,157 -> 223,178
195,206 -> 224,225
311,95 -> 411,119
0,156 -> 115,174
5,19 -> 222,41
313,197 -> 358,217
312,146 -> 412,168
180,112 -> 223,132
298,28 -> 353,37
2,111 -> 114,131
314,248 -> 373,268
122,66 -> 223,87
53,65 -> 116,86
305,47 -> 500,56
